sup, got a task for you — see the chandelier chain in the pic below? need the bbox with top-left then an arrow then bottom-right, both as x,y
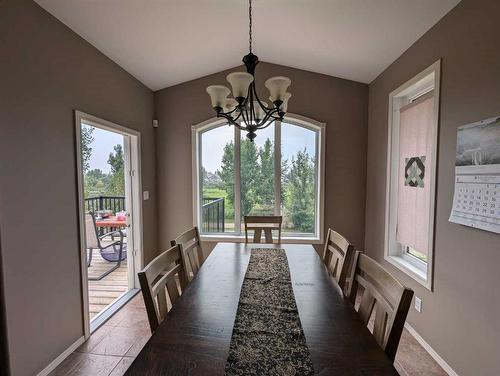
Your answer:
248,0 -> 252,53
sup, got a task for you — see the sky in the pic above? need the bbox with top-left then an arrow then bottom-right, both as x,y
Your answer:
83,124 -> 124,173
201,122 -> 316,172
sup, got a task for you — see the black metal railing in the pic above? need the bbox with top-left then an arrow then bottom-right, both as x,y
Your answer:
202,197 -> 225,233
85,195 -> 126,214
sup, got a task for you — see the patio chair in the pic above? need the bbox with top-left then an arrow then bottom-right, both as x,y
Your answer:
85,212 -> 126,281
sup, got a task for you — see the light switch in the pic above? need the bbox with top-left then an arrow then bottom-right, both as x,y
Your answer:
414,296 -> 422,312
143,191 -> 150,200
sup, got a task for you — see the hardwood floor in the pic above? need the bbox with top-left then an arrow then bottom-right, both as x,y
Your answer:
88,250 -> 128,319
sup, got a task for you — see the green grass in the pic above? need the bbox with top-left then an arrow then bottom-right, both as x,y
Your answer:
202,187 -> 228,199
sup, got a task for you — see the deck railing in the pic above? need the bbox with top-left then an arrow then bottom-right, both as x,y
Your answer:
202,197 -> 225,233
85,195 -> 223,232
85,195 -> 126,214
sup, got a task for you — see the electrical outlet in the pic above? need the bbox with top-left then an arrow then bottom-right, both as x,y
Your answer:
414,296 -> 422,312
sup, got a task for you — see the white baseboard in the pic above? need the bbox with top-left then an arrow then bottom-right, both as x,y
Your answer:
37,336 -> 85,376
404,323 -> 459,376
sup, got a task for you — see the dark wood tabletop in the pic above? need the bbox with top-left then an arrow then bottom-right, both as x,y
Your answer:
125,243 -> 398,375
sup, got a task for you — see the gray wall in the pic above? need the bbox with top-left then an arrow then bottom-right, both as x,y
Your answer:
0,1 -> 157,375
0,230 -> 9,376
365,0 -> 500,374
154,63 -> 368,254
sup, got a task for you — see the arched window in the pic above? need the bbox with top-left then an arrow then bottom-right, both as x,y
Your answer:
192,114 -> 325,242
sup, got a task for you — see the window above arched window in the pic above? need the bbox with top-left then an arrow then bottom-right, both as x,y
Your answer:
192,114 -> 325,242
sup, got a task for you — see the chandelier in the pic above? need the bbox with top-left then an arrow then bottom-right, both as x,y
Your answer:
206,0 -> 292,142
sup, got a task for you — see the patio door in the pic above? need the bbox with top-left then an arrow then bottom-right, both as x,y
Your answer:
75,111 -> 143,337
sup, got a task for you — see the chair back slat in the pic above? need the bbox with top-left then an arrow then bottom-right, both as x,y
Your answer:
244,215 -> 282,244
138,244 -> 187,333
171,227 -> 204,282
85,213 -> 99,248
322,229 -> 355,290
348,252 -> 413,361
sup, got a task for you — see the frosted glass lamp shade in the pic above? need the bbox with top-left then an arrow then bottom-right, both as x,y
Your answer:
280,92 -> 291,112
226,72 -> 254,99
265,76 -> 291,102
224,98 -> 238,112
206,85 -> 230,108
253,101 -> 268,120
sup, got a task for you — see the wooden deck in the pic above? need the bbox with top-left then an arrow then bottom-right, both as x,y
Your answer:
87,251 -> 129,319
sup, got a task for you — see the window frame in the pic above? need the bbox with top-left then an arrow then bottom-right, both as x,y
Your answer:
384,60 -> 441,290
192,113 -> 326,244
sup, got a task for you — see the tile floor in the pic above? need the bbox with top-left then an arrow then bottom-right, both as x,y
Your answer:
49,294 -> 149,376
51,294 -> 447,376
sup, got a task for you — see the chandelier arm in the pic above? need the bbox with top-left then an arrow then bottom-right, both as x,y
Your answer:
219,107 -> 238,117
231,110 -> 244,123
248,87 -> 255,125
255,107 -> 279,128
240,107 -> 250,131
217,112 -> 237,125
251,83 -> 273,112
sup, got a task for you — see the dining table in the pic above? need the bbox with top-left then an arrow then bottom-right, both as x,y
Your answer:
125,242 -> 398,375
95,215 -> 127,229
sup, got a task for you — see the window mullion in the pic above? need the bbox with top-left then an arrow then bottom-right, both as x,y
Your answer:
274,121 -> 281,216
234,126 -> 241,235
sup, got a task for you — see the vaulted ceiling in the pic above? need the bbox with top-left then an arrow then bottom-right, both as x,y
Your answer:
35,0 -> 460,90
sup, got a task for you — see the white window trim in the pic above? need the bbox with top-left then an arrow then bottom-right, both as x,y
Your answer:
192,113 -> 326,244
384,60 -> 441,290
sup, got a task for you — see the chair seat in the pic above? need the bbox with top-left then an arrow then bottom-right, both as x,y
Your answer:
100,244 -> 127,262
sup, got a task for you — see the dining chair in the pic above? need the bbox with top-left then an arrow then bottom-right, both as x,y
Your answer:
170,226 -> 204,282
322,228 -> 355,291
244,215 -> 282,243
85,212 -> 125,281
138,244 -> 188,333
347,251 -> 414,361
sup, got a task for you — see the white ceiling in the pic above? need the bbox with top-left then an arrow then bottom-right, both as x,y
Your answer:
35,0 -> 459,91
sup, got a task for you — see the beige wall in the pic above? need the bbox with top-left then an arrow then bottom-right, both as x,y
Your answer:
365,0 -> 500,374
0,1 -> 156,375
154,63 -> 368,254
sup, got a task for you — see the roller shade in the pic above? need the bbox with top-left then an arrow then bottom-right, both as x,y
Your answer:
396,93 -> 435,255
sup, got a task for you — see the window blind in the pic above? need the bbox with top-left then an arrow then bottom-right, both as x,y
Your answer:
396,93 -> 435,255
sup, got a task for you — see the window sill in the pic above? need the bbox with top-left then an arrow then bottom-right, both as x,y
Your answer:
200,234 -> 323,244
385,255 -> 432,290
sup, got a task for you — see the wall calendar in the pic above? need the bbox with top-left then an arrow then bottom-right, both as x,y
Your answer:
449,116 -> 500,234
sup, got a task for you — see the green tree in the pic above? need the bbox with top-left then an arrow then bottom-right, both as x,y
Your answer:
201,166 -> 208,186
84,168 -> 109,197
218,140 -> 235,218
81,125 -> 94,173
107,144 -> 125,196
218,139 -> 264,219
285,149 -> 315,232
240,139 -> 260,216
256,138 -> 274,210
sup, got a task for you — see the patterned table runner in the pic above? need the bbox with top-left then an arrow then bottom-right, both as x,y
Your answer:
224,248 -> 315,376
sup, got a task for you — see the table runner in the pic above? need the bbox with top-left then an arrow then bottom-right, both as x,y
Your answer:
224,248 -> 315,376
